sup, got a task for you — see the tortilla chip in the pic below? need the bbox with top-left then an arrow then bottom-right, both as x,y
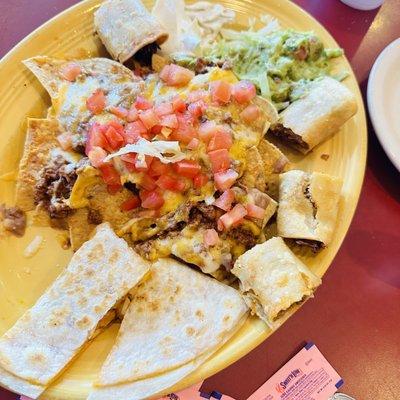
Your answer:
67,183 -> 133,250
15,119 -> 60,212
23,56 -> 144,133
67,208 -> 96,251
258,138 -> 291,199
239,146 -> 266,191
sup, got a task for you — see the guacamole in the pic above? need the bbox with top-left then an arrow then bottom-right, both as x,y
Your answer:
174,28 -> 344,110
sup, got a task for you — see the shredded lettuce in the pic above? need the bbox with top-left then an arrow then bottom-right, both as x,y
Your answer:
104,138 -> 186,164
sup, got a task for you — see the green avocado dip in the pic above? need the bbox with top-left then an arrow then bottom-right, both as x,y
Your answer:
173,23 -> 345,110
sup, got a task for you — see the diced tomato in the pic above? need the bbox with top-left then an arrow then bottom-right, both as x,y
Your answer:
60,62 -> 81,82
154,102 -> 173,116
193,173 -> 209,189
232,80 -> 256,103
172,96 -> 186,112
219,204 -> 247,230
213,189 -> 235,211
187,137 -> 199,150
85,123 -> 109,154
120,153 -> 137,172
141,189 -> 165,209
107,184 -> 123,194
99,163 -> 120,186
171,114 -> 197,144
150,125 -> 162,136
173,160 -> 201,178
207,128 -> 233,152
123,121 -> 146,143
86,89 -> 106,114
148,159 -> 171,177
214,168 -> 238,191
246,203 -> 265,219
160,64 -> 195,87
203,228 -> 219,247
88,146 -> 107,168
210,80 -> 232,104
160,114 -> 178,129
240,104 -> 261,123
120,196 -> 141,211
104,125 -> 124,150
109,106 -> 128,119
208,149 -> 231,173
139,173 -> 157,190
126,106 -> 138,122
135,96 -> 153,110
107,120 -> 125,134
135,155 -> 153,172
188,100 -> 206,118
139,109 -> 159,129
57,132 -> 72,150
156,175 -> 186,192
187,90 -> 208,103
198,120 -> 217,143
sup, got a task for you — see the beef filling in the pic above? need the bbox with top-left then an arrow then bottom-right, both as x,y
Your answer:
193,58 -> 232,74
134,42 -> 160,66
34,155 -> 78,219
227,226 -> 258,249
0,205 -> 26,237
270,123 -> 309,151
87,209 -> 103,225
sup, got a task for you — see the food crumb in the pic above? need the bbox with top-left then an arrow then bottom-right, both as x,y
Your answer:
23,235 -> 44,258
321,154 -> 330,161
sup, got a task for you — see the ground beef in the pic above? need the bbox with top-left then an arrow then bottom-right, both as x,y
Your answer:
270,123 -> 309,152
0,205 -> 26,237
134,42 -> 160,66
87,209 -> 103,225
71,133 -> 87,155
293,239 -> 324,252
227,226 -> 258,249
34,155 -> 78,219
188,203 -> 223,228
193,58 -> 232,74
123,182 -> 139,195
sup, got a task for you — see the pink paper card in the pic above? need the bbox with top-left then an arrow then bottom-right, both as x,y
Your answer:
159,382 -> 237,400
247,342 -> 343,400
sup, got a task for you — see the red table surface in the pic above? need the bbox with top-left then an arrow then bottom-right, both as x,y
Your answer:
0,1 -> 399,400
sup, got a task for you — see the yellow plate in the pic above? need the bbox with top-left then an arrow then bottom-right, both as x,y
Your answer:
0,0 -> 367,398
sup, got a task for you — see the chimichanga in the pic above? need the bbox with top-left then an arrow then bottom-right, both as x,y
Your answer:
277,170 -> 342,250
270,77 -> 357,153
231,237 -> 321,327
94,0 -> 168,64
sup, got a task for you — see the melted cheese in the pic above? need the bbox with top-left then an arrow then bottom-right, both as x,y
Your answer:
69,166 -> 101,208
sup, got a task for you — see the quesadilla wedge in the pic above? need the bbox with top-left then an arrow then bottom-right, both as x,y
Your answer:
0,223 -> 150,398
94,0 -> 168,64
23,56 -> 144,148
277,170 -> 342,250
270,77 -> 357,153
93,258 -> 248,386
232,236 -> 321,327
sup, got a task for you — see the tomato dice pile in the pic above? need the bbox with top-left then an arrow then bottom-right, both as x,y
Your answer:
83,64 -> 260,218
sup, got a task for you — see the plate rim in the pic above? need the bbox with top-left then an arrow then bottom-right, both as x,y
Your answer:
367,37 -> 400,173
0,0 -> 368,398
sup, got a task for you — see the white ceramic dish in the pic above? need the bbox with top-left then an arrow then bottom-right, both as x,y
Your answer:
368,38 -> 400,172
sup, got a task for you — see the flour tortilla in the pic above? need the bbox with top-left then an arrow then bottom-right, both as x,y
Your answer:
15,118 -> 60,212
95,258 -> 248,386
23,56 -> 144,133
87,313 -> 248,400
232,237 -> 321,327
94,0 -> 168,63
271,77 -> 357,153
0,223 -> 150,390
277,170 -> 342,246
